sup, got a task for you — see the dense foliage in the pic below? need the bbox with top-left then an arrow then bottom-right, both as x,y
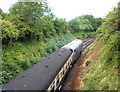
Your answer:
79,3 -> 120,90
1,1 -> 102,84
68,15 -> 102,32
1,1 -> 102,44
97,4 -> 120,64
2,32 -> 96,84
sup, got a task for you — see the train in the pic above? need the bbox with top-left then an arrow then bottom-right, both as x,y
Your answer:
2,39 -> 83,92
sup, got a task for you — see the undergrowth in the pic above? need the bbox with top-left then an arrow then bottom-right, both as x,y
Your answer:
2,32 -> 95,84
78,4 -> 119,90
79,36 -> 119,90
78,27 -> 119,91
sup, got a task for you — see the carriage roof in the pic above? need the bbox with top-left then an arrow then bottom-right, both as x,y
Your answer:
62,39 -> 83,51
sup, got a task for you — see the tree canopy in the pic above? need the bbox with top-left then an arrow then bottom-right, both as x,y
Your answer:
68,15 -> 102,33
1,1 -> 102,44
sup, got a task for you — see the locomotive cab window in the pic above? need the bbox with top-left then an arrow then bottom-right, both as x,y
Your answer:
74,49 -> 76,52
74,48 -> 78,52
70,49 -> 73,52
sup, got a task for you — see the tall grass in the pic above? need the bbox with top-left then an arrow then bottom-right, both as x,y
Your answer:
78,32 -> 119,90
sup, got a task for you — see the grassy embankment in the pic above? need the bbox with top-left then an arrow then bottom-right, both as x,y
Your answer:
78,5 -> 119,90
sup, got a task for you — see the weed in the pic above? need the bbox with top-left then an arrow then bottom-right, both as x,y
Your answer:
85,60 -> 92,66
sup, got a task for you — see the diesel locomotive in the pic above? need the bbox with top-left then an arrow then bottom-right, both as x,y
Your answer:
2,39 -> 83,92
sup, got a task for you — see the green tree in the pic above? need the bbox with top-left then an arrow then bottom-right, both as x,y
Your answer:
53,18 -> 68,34
68,15 -> 100,33
2,19 -> 19,44
79,18 -> 94,32
7,1 -> 51,40
79,15 -> 102,31
39,15 -> 55,38
68,17 -> 81,32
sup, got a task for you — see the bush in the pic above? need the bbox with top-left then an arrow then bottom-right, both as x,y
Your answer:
85,60 -> 92,66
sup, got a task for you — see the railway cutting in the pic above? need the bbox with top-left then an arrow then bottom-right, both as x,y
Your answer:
2,38 -> 95,92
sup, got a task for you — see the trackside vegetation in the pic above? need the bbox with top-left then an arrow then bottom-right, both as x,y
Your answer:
2,32 -> 95,84
78,3 -> 120,90
1,1 -> 101,84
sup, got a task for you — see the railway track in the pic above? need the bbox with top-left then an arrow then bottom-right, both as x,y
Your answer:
82,37 -> 96,50
61,37 -> 96,90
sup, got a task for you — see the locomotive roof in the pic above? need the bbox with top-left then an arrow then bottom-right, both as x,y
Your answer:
62,39 -> 83,51
3,48 -> 72,91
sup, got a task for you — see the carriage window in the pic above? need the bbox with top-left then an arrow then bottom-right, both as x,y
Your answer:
76,47 -> 79,51
63,71 -> 64,75
56,79 -> 59,85
70,49 -> 73,52
74,50 -> 76,52
51,86 -> 54,92
74,48 -> 78,52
